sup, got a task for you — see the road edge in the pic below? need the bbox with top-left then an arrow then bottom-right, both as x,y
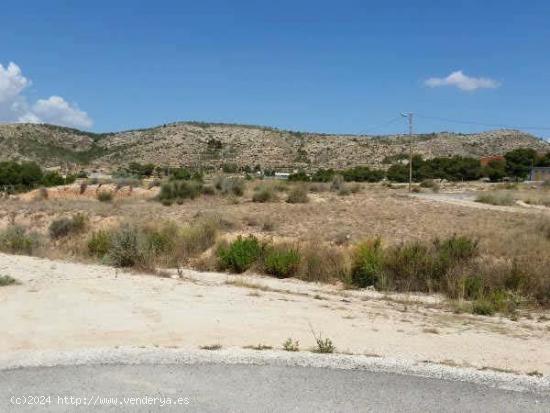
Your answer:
1,347 -> 548,394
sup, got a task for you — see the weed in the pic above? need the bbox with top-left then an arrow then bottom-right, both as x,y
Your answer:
282,338 -> 300,352
0,275 -> 19,286
200,344 -> 222,350
244,344 -> 273,350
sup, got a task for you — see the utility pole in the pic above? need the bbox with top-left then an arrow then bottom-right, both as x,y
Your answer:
401,112 -> 414,192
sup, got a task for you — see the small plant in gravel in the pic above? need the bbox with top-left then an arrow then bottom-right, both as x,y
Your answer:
310,327 -> 335,354
244,344 -> 273,350
282,338 -> 300,352
0,275 -> 19,286
200,344 -> 222,350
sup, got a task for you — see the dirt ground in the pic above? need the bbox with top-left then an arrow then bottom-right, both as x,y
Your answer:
1,253 -> 549,375
2,181 -> 549,252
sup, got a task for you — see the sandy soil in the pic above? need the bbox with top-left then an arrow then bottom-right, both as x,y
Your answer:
1,253 -> 549,375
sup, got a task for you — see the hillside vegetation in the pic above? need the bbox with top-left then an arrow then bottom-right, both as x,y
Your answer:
0,122 -> 548,170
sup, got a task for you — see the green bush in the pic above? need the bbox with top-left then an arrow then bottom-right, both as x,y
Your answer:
48,214 -> 87,239
264,245 -> 301,278
158,180 -> 202,203
286,186 -> 309,203
472,299 -> 496,316
87,230 -> 113,258
108,225 -> 143,268
217,235 -> 262,273
0,275 -> 18,286
351,238 -> 383,287
0,225 -> 40,255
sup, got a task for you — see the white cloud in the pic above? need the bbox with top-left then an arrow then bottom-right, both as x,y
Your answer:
32,96 -> 92,129
425,70 -> 500,91
0,62 -> 92,128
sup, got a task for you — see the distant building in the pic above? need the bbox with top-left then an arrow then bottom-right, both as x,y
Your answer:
479,155 -> 505,167
529,167 -> 550,182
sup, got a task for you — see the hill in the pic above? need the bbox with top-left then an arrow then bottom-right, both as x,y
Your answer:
0,122 -> 548,170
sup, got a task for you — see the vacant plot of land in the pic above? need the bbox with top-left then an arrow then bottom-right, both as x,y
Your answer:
1,253 -> 549,375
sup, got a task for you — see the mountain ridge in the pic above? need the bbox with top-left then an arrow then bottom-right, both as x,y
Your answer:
0,122 -> 548,170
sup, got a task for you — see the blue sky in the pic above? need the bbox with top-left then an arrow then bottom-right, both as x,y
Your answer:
1,0 -> 550,138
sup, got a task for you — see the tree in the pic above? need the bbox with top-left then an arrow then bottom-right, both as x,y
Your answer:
504,148 -> 538,180
482,159 -> 506,182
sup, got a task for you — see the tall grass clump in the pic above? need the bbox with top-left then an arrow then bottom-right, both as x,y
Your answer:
48,214 -> 88,239
286,186 -> 309,204
475,192 -> 514,206
217,235 -> 262,273
350,238 -> 384,287
252,185 -> 276,203
97,191 -> 114,202
0,225 -> 40,255
158,180 -> 202,205
296,240 -> 350,283
215,176 -> 245,196
108,224 -> 144,268
263,244 -> 301,278
87,230 -> 113,259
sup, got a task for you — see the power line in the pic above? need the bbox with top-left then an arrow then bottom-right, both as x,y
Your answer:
415,114 -> 550,132
360,116 -> 404,135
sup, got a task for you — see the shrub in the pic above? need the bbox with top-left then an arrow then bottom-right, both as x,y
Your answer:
217,235 -> 262,273
218,177 -> 245,196
179,218 -> 219,258
297,241 -> 349,283
0,275 -> 18,286
108,225 -> 143,268
286,186 -> 309,203
351,238 -> 383,287
48,214 -> 88,239
97,191 -> 113,202
330,174 -> 345,192
158,180 -> 202,203
282,338 -> 300,352
311,331 -> 335,353
0,225 -> 40,255
475,192 -> 514,206
472,299 -> 496,316
87,230 -> 113,258
252,186 -> 276,203
263,245 -> 301,278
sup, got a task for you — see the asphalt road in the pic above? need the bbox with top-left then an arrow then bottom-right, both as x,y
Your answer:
2,363 -> 549,412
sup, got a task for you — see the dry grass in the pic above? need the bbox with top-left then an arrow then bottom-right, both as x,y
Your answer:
2,180 -> 550,311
